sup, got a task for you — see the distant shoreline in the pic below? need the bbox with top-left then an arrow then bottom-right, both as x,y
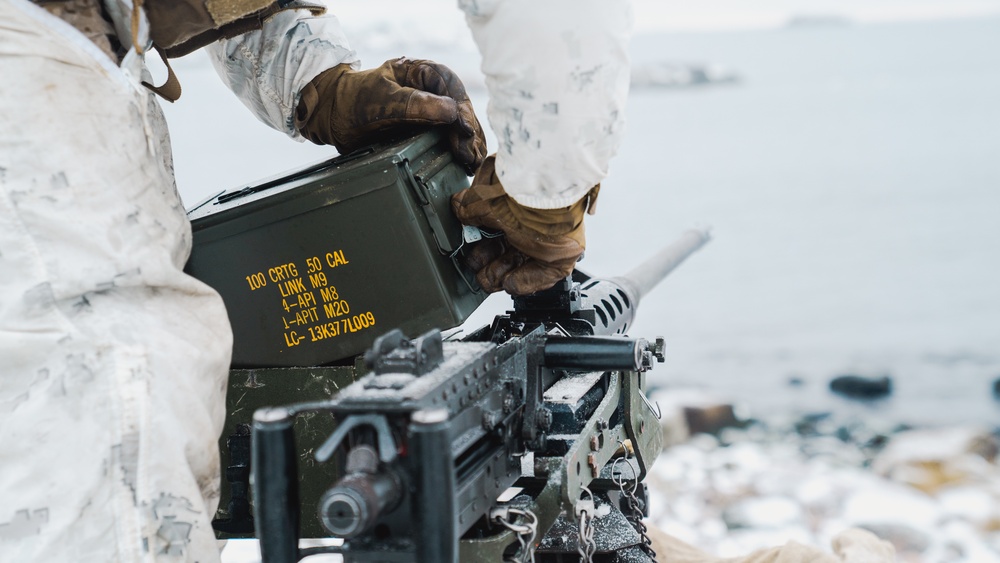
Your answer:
631,11 -> 1000,36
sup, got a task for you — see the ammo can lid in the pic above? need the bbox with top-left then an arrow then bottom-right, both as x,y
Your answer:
187,131 -> 445,225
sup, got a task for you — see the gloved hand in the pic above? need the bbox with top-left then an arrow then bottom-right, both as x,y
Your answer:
295,58 -> 487,174
451,155 -> 596,296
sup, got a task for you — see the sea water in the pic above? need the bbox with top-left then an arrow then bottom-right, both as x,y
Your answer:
598,18 -> 1000,425
164,17 -> 1000,426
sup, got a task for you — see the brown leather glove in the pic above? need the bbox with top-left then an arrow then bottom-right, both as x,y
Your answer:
296,58 -> 487,174
452,155 -> 596,296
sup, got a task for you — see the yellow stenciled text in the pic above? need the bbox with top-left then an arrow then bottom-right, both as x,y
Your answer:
319,286 -> 339,303
278,277 -> 307,297
325,249 -> 350,268
246,271 -> 266,291
284,330 -> 305,347
268,262 -> 298,282
305,256 -> 323,274
266,252 -> 370,349
309,271 -> 327,289
322,300 -> 350,319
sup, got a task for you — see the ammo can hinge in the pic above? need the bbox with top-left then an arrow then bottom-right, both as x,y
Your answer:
399,158 -> 456,255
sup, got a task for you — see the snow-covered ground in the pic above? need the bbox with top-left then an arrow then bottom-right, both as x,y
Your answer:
649,401 -> 1000,560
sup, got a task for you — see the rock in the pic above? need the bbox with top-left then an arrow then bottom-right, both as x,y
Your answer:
930,520 -> 1000,562
652,388 -> 738,446
794,474 -> 837,507
842,484 -> 939,533
993,377 -> 1000,398
630,62 -> 740,89
799,435 -> 866,465
873,426 -> 999,493
684,404 -> 741,436
938,485 -> 999,524
829,374 -> 893,399
856,523 -> 932,554
875,426 -> 999,467
648,415 -> 1000,559
658,402 -> 691,448
716,527 -> 816,557
793,412 -> 832,437
722,496 -> 803,530
718,426 -> 751,445
830,418 -> 894,454
687,433 -> 721,453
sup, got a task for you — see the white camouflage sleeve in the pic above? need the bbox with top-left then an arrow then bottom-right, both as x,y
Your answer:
205,4 -> 360,140
460,0 -> 633,209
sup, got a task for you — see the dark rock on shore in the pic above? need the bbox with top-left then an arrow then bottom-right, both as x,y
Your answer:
793,412 -> 832,437
684,404 -> 742,436
830,374 -> 893,399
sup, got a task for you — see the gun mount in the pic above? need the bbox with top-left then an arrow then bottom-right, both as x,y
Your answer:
249,228 -> 711,563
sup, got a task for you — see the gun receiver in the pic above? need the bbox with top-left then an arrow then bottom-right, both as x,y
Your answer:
251,228 -> 710,563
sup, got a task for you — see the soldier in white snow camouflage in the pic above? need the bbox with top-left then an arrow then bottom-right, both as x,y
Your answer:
0,1 -> 482,561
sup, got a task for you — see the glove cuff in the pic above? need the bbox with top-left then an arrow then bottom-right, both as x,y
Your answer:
294,63 -> 353,147
503,194 -> 587,238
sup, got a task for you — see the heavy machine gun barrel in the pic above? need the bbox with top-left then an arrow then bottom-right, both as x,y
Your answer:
317,445 -> 402,538
532,226 -> 711,338
612,227 -> 712,303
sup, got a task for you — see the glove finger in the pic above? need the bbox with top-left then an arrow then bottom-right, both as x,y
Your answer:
476,248 -> 529,294
462,238 -> 506,273
451,197 -> 505,231
346,88 -> 459,148
396,58 -> 470,101
395,59 -> 483,143
451,188 -> 484,226
400,89 -> 460,125
449,125 -> 486,173
453,99 -> 478,137
453,102 -> 487,170
501,256 -> 577,296
451,161 -> 506,227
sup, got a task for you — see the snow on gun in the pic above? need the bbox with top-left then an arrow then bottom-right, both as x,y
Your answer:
250,228 -> 711,563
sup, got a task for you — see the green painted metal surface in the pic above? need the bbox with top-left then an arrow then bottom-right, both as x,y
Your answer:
186,131 -> 485,368
215,365 -> 361,539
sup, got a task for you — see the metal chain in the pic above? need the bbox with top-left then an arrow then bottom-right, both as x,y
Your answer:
492,507 -> 538,563
575,487 -> 597,562
577,511 -> 597,562
612,446 -> 657,561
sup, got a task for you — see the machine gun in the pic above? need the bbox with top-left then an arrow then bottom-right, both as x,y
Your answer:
249,229 -> 710,563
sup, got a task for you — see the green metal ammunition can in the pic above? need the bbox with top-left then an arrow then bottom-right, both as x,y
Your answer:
185,132 -> 485,368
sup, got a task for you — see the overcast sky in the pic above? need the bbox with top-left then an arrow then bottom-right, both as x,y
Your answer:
330,0 -> 1000,35
629,0 -> 1000,31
